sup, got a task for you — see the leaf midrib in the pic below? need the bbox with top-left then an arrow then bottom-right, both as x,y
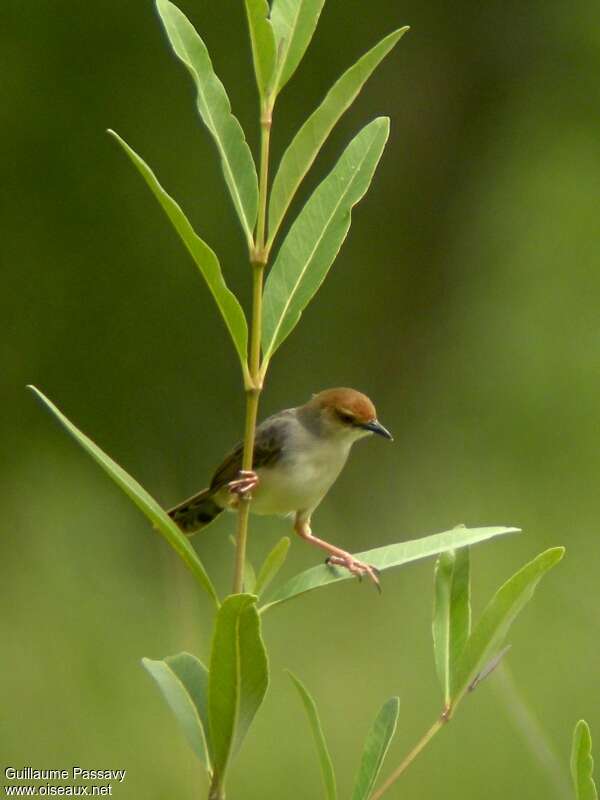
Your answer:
269,31 -> 401,242
264,130 -> 381,357
272,0 -> 304,91
443,575 -> 452,701
167,12 -> 253,238
159,660 -> 211,770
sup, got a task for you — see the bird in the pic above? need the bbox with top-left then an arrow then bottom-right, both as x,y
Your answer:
168,388 -> 393,587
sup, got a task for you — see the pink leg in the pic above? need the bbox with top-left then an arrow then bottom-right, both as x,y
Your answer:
294,515 -> 381,591
228,470 -> 259,498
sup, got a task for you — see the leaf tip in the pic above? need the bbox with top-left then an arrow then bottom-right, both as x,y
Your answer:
389,695 -> 401,712
575,719 -> 592,743
548,546 -> 566,564
107,129 -> 124,145
27,384 -> 46,405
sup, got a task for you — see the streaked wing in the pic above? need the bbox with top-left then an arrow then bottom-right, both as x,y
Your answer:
209,412 -> 290,491
209,442 -> 244,490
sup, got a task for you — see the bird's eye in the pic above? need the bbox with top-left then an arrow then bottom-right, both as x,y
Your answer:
337,411 -> 355,425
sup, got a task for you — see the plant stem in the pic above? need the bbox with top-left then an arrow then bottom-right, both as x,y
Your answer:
232,99 -> 272,595
369,714 -> 448,800
255,101 -> 272,257
232,336 -> 261,595
208,773 -> 224,800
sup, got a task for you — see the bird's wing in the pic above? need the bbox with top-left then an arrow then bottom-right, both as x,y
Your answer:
209,411 -> 292,491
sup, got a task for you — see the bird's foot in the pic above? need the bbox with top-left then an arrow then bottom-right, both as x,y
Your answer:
325,554 -> 381,592
228,470 -> 259,498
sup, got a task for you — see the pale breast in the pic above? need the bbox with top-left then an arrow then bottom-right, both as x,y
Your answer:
250,423 -> 350,516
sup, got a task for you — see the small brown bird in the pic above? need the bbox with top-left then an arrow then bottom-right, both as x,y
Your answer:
168,388 -> 392,586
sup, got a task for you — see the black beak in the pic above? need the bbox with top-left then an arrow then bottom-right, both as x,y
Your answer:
362,419 -> 393,441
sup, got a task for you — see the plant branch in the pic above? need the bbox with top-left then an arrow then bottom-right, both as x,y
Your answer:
232,99 -> 272,595
208,773 -> 224,800
369,713 -> 448,800
255,101 -> 272,260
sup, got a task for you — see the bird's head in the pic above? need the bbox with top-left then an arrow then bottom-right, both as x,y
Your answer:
304,388 -> 393,444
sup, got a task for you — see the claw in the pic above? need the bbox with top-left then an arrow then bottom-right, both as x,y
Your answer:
323,553 -> 381,591
228,470 -> 259,498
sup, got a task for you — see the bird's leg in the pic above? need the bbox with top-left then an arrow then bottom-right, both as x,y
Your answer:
228,470 -> 259,498
294,515 -> 381,590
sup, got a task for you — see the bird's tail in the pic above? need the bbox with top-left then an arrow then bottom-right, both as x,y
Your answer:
168,488 -> 223,535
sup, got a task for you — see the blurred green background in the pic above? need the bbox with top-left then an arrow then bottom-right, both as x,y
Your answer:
2,0 -> 599,797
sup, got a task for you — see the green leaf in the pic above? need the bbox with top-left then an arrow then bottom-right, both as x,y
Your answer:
260,526 -> 519,612
156,0 -> 258,243
262,117 -> 389,364
572,720 -> 598,800
209,594 -> 269,782
109,131 -> 248,373
271,0 -> 325,96
244,559 -> 257,594
255,536 -> 291,596
268,28 -> 408,244
432,548 -> 471,706
351,697 -> 400,800
451,548 -> 565,705
244,0 -> 276,99
143,653 -> 211,772
28,386 -> 218,605
287,671 -> 337,800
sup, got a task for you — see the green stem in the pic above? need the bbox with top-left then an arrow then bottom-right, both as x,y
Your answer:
369,714 -> 447,800
208,773 -> 224,800
232,99 -> 272,595
255,101 -> 272,256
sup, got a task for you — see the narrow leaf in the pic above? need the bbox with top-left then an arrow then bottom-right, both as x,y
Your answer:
572,720 -> 598,800
262,117 -> 389,363
288,671 -> 337,800
260,526 -> 519,612
352,697 -> 400,800
244,0 -> 276,99
156,0 -> 258,242
235,600 -> 269,754
255,536 -> 291,596
143,653 -> 211,771
432,547 -> 471,706
243,559 -> 257,594
209,595 -> 269,782
271,0 -> 325,95
28,386 -> 218,605
269,28 -> 408,243
451,548 -> 565,705
109,131 -> 248,372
